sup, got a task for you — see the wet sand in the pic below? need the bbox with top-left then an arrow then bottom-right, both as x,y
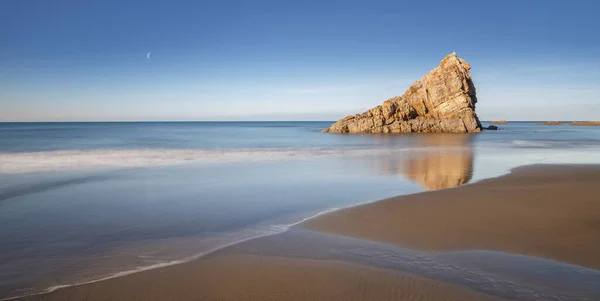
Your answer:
15,164 -> 600,301
304,164 -> 600,269
19,255 -> 497,301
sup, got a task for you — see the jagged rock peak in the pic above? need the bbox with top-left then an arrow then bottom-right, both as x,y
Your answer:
323,52 -> 482,134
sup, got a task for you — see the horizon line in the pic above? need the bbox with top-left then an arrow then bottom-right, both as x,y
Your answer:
0,120 -> 596,123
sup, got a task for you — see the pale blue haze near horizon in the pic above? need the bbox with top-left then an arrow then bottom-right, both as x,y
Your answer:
1,0 -> 599,121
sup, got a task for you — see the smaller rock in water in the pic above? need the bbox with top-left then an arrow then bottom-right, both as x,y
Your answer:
485,125 -> 499,130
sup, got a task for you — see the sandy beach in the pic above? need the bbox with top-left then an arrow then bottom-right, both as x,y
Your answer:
16,164 -> 600,301
303,164 -> 600,270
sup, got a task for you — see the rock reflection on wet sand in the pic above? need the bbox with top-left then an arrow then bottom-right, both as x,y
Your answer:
374,134 -> 474,190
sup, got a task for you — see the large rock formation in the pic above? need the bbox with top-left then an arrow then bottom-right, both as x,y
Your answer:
323,53 -> 481,134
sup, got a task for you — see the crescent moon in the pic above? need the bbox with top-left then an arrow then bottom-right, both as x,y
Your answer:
146,52 -> 151,60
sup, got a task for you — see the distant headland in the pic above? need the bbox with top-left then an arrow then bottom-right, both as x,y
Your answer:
570,121 -> 600,126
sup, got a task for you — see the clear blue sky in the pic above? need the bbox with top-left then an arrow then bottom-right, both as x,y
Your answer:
1,0 -> 599,121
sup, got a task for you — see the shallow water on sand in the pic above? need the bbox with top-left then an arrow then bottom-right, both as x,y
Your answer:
216,229 -> 600,301
1,121 -> 599,299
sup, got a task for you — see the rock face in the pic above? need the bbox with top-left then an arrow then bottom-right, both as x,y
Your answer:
323,53 -> 481,134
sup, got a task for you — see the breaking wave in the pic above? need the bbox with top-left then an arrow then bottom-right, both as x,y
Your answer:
0,147 -> 439,175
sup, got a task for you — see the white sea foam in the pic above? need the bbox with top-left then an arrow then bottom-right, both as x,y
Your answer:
511,139 -> 600,148
0,147 -> 437,175
511,140 -> 553,148
285,198 -> 384,228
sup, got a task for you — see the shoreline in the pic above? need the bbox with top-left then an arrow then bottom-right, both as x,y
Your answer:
11,164 -> 600,301
1,163 -> 493,301
0,199 -> 403,301
1,226 -> 291,301
302,164 -> 600,270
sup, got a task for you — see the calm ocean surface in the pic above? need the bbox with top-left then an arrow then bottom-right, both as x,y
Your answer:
1,121 -> 599,299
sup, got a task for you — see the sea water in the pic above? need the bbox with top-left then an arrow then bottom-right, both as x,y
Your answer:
0,121 -> 599,299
